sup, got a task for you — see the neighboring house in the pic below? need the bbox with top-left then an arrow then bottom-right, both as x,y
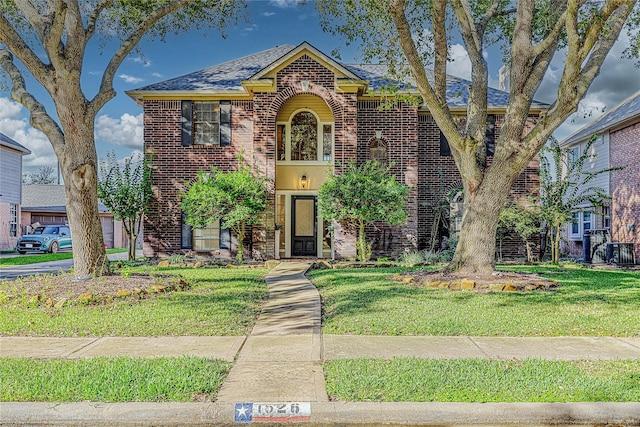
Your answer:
0,133 -> 31,251
560,90 -> 639,264
127,42 -> 543,260
20,184 -> 131,249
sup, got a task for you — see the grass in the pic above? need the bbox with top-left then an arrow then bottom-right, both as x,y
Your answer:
309,265 -> 640,336
324,358 -> 640,402
0,267 -> 268,336
0,356 -> 231,402
0,248 -> 128,268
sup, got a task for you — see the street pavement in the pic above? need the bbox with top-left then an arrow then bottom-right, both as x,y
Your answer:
1,261 -> 639,426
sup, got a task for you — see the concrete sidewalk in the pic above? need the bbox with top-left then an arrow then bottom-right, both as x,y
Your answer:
1,261 -> 639,426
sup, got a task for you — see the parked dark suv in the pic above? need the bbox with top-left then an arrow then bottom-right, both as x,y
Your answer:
16,225 -> 72,254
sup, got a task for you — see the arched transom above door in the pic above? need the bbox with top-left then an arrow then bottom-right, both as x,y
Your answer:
276,94 -> 334,164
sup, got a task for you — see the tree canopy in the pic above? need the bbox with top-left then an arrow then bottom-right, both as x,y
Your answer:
318,0 -> 639,273
318,160 -> 409,261
0,0 -> 245,277
98,151 -> 152,261
181,161 -> 268,262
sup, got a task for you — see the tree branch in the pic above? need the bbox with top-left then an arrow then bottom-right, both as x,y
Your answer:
432,0 -> 447,105
86,0 -> 114,39
43,0 -> 68,68
0,12 -> 51,85
90,0 -> 191,115
0,49 -> 65,151
12,0 -> 47,41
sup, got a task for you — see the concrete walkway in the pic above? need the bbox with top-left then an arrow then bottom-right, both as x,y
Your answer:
1,261 -> 639,426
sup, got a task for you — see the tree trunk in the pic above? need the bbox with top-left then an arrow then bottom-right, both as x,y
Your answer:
58,112 -> 109,278
450,165 -> 516,274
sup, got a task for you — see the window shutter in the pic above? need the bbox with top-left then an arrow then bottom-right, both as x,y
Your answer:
181,213 -> 192,249
485,115 -> 496,156
181,101 -> 193,147
220,101 -> 231,147
220,226 -> 231,250
439,131 -> 451,156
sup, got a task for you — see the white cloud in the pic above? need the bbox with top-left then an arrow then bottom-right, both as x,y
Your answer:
269,0 -> 303,8
0,97 -> 57,171
151,72 -> 163,78
128,56 -> 152,67
243,24 -> 258,33
263,11 -> 276,17
95,113 -> 144,150
447,44 -> 472,80
118,74 -> 144,84
534,32 -> 640,141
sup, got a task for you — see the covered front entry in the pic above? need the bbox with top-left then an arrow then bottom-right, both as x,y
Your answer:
274,93 -> 335,259
292,196 -> 317,256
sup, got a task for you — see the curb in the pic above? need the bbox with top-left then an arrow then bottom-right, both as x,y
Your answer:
1,402 -> 639,426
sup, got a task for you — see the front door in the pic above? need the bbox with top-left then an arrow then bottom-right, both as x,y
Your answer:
292,196 -> 317,257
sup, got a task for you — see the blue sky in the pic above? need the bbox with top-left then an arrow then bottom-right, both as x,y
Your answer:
1,0 -> 639,175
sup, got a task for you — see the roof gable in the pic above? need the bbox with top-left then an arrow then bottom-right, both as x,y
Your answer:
248,41 -> 361,82
0,132 -> 31,155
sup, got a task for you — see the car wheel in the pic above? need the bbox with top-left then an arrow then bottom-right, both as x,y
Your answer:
50,241 -> 59,254
18,250 -> 26,255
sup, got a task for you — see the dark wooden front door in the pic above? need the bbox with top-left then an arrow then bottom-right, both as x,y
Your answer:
292,196 -> 317,257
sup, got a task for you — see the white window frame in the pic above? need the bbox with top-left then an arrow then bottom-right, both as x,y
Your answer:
569,210 -> 594,240
192,101 -> 220,146
276,109 -> 333,165
192,220 -> 220,251
9,204 -> 18,237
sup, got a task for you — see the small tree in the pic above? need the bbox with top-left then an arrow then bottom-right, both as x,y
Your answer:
97,151 -> 152,261
540,136 -> 621,264
319,161 -> 410,262
181,161 -> 267,262
499,198 -> 543,264
23,166 -> 57,185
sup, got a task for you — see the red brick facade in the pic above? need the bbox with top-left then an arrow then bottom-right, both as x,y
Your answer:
610,122 -> 640,262
141,52 -> 539,260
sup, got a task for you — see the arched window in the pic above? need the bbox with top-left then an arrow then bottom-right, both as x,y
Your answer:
369,138 -> 388,167
291,112 -> 318,161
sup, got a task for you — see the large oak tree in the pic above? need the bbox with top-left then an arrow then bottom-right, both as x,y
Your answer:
0,0 -> 244,277
318,0 -> 639,274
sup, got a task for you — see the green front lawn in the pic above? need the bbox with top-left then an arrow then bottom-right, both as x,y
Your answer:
325,358 -> 640,402
0,267 -> 267,336
0,248 -> 128,268
0,356 -> 231,402
310,265 -> 640,336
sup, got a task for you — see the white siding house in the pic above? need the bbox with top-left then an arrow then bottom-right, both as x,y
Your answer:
0,133 -> 31,251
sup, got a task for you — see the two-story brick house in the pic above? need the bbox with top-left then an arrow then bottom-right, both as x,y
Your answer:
560,90 -> 639,264
127,42 -> 543,260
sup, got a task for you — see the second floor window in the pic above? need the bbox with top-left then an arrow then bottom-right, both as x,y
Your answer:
277,110 -> 333,162
181,100 -> 231,147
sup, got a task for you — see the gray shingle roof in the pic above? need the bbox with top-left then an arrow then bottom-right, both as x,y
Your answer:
22,184 -> 110,213
0,132 -> 31,155
562,90 -> 640,145
131,42 -> 546,108
135,45 -> 296,92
